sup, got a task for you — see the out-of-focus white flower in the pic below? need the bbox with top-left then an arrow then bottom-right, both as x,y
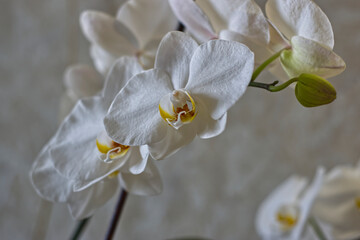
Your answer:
30,57 -> 162,219
170,0 -> 345,81
59,64 -> 103,121
104,31 -> 254,160
169,0 -> 269,66
80,0 -> 178,75
312,163 -> 360,240
264,0 -> 345,81
256,168 -> 325,240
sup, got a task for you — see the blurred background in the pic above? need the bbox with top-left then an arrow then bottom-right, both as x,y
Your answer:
1,0 -> 360,239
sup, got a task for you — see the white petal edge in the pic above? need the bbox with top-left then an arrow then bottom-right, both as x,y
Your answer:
265,0 -> 334,48
148,124 -> 196,160
194,99 -> 227,139
168,0 -> 217,42
291,167 -> 325,240
119,158 -> 163,196
219,30 -> 272,67
116,0 -> 178,49
155,31 -> 199,90
90,45 -> 117,76
58,93 -> 76,122
227,0 -> 270,45
64,64 -> 103,100
30,143 -> 73,203
67,177 -> 119,219
126,145 -> 149,175
80,11 -> 138,56
186,39 -> 254,120
102,56 -> 143,103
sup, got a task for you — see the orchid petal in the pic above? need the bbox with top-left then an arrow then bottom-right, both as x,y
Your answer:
127,146 -> 149,175
117,0 -> 177,49
119,158 -> 162,196
313,166 -> 360,240
256,176 -> 307,239
80,11 -> 138,56
155,32 -> 199,89
67,178 -> 118,219
195,101 -> 227,139
219,30 -> 272,67
267,20 -> 291,52
291,167 -> 325,239
105,69 -> 172,145
168,0 -> 217,41
59,93 -> 76,122
51,97 -> 128,187
191,0 -> 225,33
186,40 -> 254,120
102,57 -> 142,102
265,0 -> 334,48
281,36 -> 345,79
137,38 -> 160,70
64,64 -> 103,100
227,0 -> 269,44
90,45 -> 117,75
30,144 -> 73,202
148,124 -> 196,160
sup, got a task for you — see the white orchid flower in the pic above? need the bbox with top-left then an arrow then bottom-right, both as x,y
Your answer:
264,0 -> 345,81
170,0 -> 345,81
31,57 -> 162,219
104,31 -> 254,160
168,0 -> 270,66
256,168 -> 325,240
31,137 -> 161,219
80,0 -> 178,75
312,163 -> 360,240
59,64 -> 103,121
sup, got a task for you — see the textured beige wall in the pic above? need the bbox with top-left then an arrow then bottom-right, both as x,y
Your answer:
1,0 -> 360,239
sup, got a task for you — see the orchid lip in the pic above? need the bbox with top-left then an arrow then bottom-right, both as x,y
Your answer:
159,89 -> 197,130
96,131 -> 130,163
274,204 -> 299,232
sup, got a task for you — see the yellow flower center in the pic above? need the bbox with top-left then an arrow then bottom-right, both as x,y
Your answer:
96,140 -> 130,159
275,204 -> 299,231
355,197 -> 360,210
96,130 -> 130,163
159,89 -> 197,129
107,170 -> 120,179
277,212 -> 297,228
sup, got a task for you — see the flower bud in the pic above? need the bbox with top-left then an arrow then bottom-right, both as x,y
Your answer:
295,73 -> 336,107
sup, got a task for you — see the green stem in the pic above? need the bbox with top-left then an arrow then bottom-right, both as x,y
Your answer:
105,189 -> 128,240
248,80 -> 279,91
251,49 -> 285,82
269,78 -> 298,92
70,217 -> 90,240
308,217 -> 328,240
248,78 -> 298,92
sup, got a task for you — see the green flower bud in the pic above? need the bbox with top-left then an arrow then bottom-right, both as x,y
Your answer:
295,73 -> 336,107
